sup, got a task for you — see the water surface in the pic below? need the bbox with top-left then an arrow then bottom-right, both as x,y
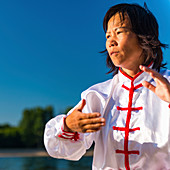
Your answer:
0,156 -> 93,170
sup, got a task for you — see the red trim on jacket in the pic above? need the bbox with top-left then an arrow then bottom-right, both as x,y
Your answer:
122,84 -> 143,91
112,63 -> 154,170
116,149 -> 139,155
119,61 -> 153,81
117,106 -> 143,111
119,68 -> 143,81
113,126 -> 140,132
57,117 -> 80,141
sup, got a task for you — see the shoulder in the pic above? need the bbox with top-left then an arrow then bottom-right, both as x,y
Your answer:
81,74 -> 118,99
88,78 -> 112,90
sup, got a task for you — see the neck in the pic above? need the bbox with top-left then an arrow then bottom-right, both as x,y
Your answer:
121,67 -> 141,77
121,52 -> 144,77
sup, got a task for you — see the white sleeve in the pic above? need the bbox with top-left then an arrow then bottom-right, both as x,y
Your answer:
44,101 -> 95,161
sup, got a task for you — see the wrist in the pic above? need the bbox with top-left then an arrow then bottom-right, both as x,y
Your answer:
63,117 -> 74,132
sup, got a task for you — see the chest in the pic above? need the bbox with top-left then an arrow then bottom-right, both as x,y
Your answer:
104,85 -> 169,147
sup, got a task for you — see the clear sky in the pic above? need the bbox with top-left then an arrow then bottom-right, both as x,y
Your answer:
0,0 -> 169,126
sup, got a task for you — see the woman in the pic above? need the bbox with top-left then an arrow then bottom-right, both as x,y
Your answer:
44,3 -> 170,170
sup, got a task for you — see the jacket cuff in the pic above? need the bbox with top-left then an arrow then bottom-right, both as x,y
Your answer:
57,117 -> 80,141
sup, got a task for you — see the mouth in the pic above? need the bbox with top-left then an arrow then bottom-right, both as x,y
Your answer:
110,51 -> 119,56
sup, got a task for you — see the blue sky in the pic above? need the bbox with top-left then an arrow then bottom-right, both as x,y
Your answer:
0,0 -> 169,126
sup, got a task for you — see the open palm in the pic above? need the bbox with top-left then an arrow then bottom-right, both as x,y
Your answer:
140,65 -> 170,103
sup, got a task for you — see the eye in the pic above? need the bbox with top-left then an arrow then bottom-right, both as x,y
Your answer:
116,28 -> 126,35
117,31 -> 123,35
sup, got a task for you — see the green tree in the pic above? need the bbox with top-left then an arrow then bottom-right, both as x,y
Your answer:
0,125 -> 23,148
19,106 -> 54,148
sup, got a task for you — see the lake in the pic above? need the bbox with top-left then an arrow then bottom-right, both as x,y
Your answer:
0,156 -> 93,170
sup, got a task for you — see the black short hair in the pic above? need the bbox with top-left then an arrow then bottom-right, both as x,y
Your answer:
102,3 -> 168,75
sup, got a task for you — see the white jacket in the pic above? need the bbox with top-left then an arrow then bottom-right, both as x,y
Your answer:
44,67 -> 170,170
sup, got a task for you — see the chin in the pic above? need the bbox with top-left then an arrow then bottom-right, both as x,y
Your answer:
111,61 -> 122,68
110,58 -> 124,66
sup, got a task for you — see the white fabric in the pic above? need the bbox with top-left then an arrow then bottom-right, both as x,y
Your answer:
44,68 -> 170,170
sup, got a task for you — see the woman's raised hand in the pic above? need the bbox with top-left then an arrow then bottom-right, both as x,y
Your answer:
64,99 -> 105,133
140,65 -> 170,103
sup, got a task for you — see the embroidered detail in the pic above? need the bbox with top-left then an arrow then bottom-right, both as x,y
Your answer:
119,68 -> 144,81
117,106 -> 143,111
58,117 -> 80,141
122,83 -> 143,91
116,149 -> 140,155
122,84 -> 130,91
112,62 -> 153,170
58,132 -> 79,141
113,79 -> 144,170
113,126 -> 140,132
134,83 -> 143,90
119,61 -> 153,81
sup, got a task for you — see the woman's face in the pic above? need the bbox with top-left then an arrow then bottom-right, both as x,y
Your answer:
106,13 -> 143,72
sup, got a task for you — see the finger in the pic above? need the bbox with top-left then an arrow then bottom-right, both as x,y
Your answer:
81,117 -> 105,125
80,112 -> 101,120
86,127 -> 101,133
82,123 -> 105,132
140,65 -> 169,85
139,65 -> 162,79
76,99 -> 86,112
142,81 -> 156,93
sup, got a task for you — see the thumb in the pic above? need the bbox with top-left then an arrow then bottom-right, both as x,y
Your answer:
77,99 -> 86,112
142,81 -> 156,93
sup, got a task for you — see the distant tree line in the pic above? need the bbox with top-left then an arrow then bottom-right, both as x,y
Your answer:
0,105 -> 72,148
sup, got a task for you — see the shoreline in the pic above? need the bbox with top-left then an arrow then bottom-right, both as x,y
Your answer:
0,148 -> 93,158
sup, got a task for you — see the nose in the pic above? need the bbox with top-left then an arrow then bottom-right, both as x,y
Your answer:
109,41 -> 117,47
108,36 -> 118,47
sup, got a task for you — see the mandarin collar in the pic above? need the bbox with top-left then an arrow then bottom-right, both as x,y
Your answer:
118,63 -> 153,86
